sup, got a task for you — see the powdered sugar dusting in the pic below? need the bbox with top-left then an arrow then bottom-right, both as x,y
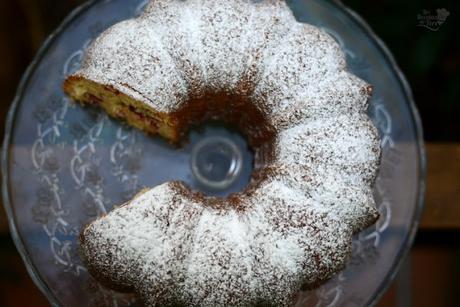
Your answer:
80,18 -> 188,110
253,22 -> 370,129
81,180 -> 354,306
76,0 -> 381,306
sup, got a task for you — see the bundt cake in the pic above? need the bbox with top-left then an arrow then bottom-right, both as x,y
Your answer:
64,0 -> 381,306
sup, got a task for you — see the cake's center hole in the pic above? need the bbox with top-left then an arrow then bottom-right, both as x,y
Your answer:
174,91 -> 276,198
185,123 -> 255,197
190,136 -> 243,190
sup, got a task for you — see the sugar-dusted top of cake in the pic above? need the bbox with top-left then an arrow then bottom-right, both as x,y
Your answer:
76,0 -> 381,306
75,0 -> 371,130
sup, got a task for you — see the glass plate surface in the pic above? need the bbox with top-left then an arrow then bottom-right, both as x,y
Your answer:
2,0 -> 425,306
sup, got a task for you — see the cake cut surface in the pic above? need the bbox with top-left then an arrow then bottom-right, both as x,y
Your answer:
64,0 -> 382,306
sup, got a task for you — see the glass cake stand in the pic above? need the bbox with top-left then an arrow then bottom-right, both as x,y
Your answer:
1,0 -> 425,306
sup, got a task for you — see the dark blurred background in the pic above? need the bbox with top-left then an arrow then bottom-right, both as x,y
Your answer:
0,0 -> 458,306
346,0 -> 460,142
